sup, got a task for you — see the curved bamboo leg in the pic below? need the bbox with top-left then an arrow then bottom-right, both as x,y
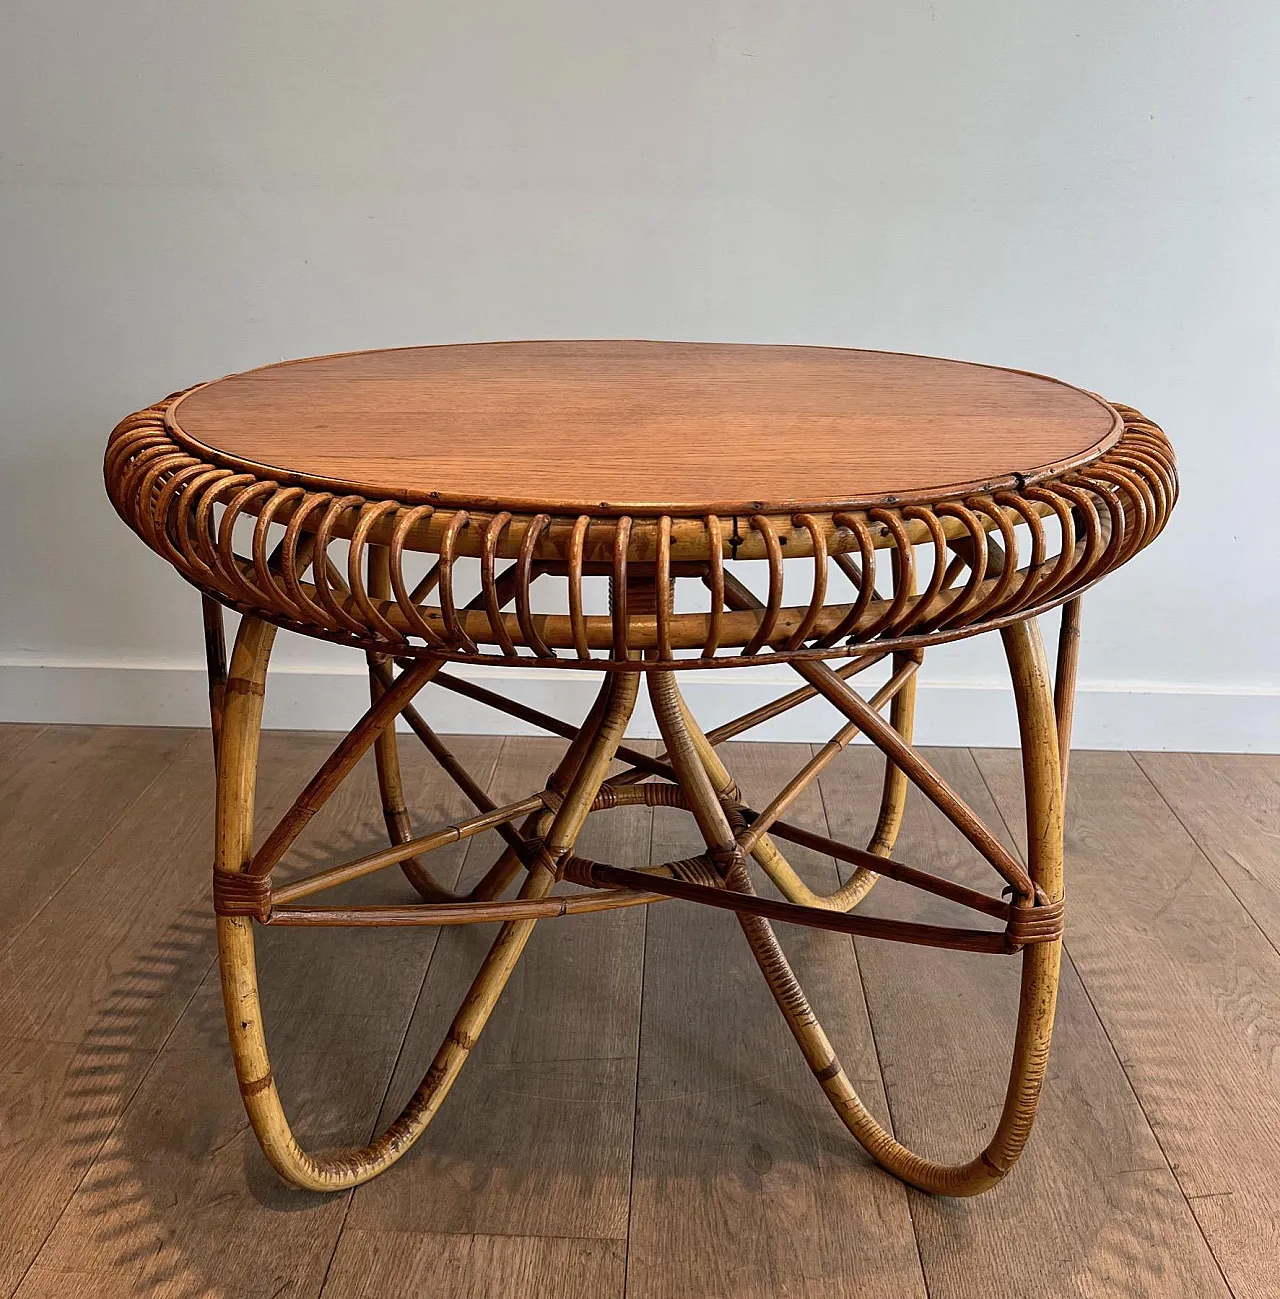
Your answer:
465,670 -> 623,904
201,594 -> 227,766
365,544 -> 454,902
368,653 -> 461,901
658,620 -> 1064,1197
216,615 -> 640,1190
1054,597 -> 1082,797
841,648 -> 920,905
673,656 -> 918,914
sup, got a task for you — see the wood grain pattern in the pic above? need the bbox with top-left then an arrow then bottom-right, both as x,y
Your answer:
0,724 -> 46,767
0,1036 -> 154,1299
1135,751 -> 1280,949
0,726 -> 189,953
320,1230 -> 625,1299
626,740 -> 927,1299
820,745 -> 1230,1298
0,734 -> 234,1047
976,748 -> 1280,1299
170,342 -> 1119,513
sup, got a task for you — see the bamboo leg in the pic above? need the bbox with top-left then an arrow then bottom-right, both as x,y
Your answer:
365,544 -> 456,901
671,675 -> 915,914
216,616 -> 640,1190
1054,598 -> 1082,797
465,668 -> 621,903
856,649 -> 921,896
367,649 -> 455,900
857,549 -> 920,892
201,594 -> 227,766
672,692 -> 848,910
675,574 -> 917,911
658,620 -> 1064,1197
368,654 -> 455,900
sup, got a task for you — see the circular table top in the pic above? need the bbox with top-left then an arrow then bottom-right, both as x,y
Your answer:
169,341 -> 1121,515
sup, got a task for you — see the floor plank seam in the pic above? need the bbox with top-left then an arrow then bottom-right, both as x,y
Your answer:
312,943 -> 435,1298
1131,753 -> 1280,965
313,737 -> 508,1299
814,745 -> 932,1299
0,728 -> 204,965
0,867 -> 218,1047
620,796 -> 655,1299
1056,940 -> 1239,1299
340,1227 -> 630,1245
970,748 -> 1241,1299
313,1190 -> 358,1299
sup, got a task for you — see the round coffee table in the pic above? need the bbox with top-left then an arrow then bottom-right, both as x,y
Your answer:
105,340 -> 1176,1196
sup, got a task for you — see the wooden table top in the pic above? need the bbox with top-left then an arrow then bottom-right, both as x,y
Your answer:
168,341 -> 1120,514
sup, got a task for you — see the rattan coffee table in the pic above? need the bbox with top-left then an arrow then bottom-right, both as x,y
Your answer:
106,341 -> 1175,1197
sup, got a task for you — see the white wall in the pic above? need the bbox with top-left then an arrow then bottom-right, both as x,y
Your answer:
2,2 -> 1277,748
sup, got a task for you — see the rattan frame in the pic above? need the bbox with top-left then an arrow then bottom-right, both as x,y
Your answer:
105,387 -> 1175,1198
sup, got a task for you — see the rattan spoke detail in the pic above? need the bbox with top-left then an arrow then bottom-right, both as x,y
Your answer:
106,399 -> 1174,670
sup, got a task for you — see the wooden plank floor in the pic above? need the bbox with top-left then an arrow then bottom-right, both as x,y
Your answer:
0,723 -> 1276,1298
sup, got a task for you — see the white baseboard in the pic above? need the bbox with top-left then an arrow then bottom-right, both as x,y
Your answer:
1,659 -> 1277,752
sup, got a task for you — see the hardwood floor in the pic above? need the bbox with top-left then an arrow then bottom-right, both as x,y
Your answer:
0,723 -> 1275,1298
